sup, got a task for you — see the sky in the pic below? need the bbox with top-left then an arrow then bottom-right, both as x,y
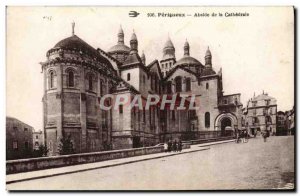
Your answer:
6,6 -> 294,131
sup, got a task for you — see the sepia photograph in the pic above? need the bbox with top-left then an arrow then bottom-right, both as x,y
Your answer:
5,6 -> 295,190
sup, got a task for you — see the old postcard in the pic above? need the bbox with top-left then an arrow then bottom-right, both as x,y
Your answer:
6,6 -> 294,190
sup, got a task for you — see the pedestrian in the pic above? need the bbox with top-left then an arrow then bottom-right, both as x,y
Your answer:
242,130 -> 246,143
164,142 -> 168,152
267,129 -> 270,137
178,140 -> 182,152
235,129 -> 240,143
263,131 -> 268,142
167,140 -> 172,152
173,140 -> 177,152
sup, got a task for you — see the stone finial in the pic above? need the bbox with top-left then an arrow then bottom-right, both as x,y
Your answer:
184,39 -> 190,56
141,50 -> 146,65
72,21 -> 75,36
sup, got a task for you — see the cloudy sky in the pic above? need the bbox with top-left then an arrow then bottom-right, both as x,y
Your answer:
6,6 -> 294,130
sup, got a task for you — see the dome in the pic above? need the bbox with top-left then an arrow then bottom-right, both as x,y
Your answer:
205,47 -> 211,57
53,35 -> 111,64
175,56 -> 202,67
108,44 -> 130,53
162,37 -> 175,60
55,35 -> 98,56
164,38 -> 174,49
202,68 -> 216,76
131,32 -> 137,41
184,40 -> 189,48
108,25 -> 131,54
253,94 -> 275,101
118,25 -> 124,35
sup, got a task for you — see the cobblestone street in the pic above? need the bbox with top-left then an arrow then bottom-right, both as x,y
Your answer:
7,136 -> 294,190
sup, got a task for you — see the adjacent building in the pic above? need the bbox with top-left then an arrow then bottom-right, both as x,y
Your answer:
33,130 -> 44,150
6,117 -> 34,160
243,92 -> 277,136
41,24 -> 243,155
277,111 -> 287,136
286,106 -> 295,135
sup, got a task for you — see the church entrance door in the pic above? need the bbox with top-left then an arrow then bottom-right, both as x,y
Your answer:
221,117 -> 232,136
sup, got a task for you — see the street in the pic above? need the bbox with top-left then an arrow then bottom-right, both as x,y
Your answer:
7,136 -> 294,190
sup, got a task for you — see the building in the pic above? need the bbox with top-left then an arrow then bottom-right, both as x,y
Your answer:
243,92 -> 277,136
6,117 -> 34,160
41,24 -> 243,155
33,130 -> 44,150
286,106 -> 295,135
277,111 -> 287,136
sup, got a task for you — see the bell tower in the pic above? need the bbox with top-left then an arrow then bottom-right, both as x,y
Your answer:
160,35 -> 176,77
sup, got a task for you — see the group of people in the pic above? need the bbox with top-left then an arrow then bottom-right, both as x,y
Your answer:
164,140 -> 183,152
235,129 -> 249,143
235,128 -> 271,143
262,130 -> 270,142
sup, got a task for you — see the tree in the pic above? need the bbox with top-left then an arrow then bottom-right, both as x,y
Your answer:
58,135 -> 75,155
33,144 -> 49,157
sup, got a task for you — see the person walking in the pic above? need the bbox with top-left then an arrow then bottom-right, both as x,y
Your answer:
263,131 -> 268,142
173,140 -> 177,152
164,142 -> 168,152
242,130 -> 246,143
167,140 -> 172,152
178,140 -> 182,152
235,129 -> 240,143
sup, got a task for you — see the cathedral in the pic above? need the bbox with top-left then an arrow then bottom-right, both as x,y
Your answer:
41,24 -> 243,155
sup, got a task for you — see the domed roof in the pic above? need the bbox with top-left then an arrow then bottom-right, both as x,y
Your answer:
202,68 -> 216,76
164,38 -> 174,48
118,25 -> 124,35
131,32 -> 137,41
205,47 -> 211,57
53,35 -> 111,65
108,25 -> 130,54
55,35 -> 97,56
175,56 -> 202,67
253,94 -> 275,101
108,44 -> 130,53
184,40 -> 189,48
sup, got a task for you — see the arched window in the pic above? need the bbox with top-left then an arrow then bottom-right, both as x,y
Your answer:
167,81 -> 172,94
150,75 -> 154,90
100,80 -> 103,96
155,75 -> 158,92
50,72 -> 54,88
49,140 -> 53,152
88,74 -> 93,91
109,81 -> 114,93
206,82 -> 209,90
48,70 -> 56,89
205,112 -> 210,128
234,97 -> 238,105
67,70 -> 74,87
266,116 -> 272,123
172,110 -> 175,121
175,77 -> 182,92
127,73 -> 130,81
186,78 -> 191,91
119,104 -> 123,114
253,117 -> 259,124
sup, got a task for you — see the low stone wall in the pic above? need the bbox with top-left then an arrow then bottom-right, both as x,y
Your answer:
188,136 -> 234,145
182,142 -> 191,149
6,146 -> 164,174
